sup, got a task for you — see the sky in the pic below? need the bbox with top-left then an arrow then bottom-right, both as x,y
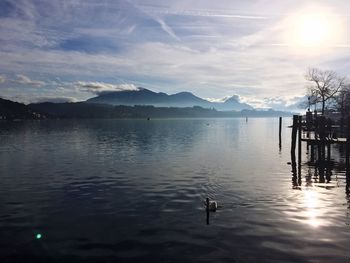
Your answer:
0,0 -> 350,110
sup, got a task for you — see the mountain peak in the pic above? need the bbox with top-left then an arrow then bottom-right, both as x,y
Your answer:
175,91 -> 194,96
85,88 -> 253,110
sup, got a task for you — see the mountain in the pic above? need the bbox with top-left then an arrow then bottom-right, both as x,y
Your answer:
216,95 -> 253,111
86,88 -> 253,111
0,97 -> 292,120
0,98 -> 47,120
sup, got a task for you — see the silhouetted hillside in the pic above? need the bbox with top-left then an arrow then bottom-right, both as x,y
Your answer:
0,98 -> 46,120
86,88 -> 253,111
0,98 -> 293,120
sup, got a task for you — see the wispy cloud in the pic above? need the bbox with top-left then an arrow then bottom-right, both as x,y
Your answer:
75,81 -> 138,94
154,17 -> 180,41
0,0 -> 350,105
13,74 -> 45,87
132,2 -> 181,41
136,5 -> 268,20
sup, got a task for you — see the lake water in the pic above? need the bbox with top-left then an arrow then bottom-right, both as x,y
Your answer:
0,118 -> 349,262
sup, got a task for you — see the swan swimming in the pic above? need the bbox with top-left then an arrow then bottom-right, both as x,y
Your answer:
205,197 -> 217,212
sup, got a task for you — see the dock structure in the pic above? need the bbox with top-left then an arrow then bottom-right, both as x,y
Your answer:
286,112 -> 350,194
290,111 -> 350,165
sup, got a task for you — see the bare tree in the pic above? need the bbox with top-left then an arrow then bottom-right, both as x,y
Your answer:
335,84 -> 350,130
305,68 -> 346,115
336,85 -> 348,112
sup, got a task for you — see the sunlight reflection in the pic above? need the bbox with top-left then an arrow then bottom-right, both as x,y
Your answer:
302,189 -> 323,228
285,187 -> 329,228
302,188 -> 326,228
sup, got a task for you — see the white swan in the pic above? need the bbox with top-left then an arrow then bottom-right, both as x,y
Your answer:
205,197 -> 217,212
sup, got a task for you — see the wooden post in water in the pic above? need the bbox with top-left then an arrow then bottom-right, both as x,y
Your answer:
279,117 -> 282,149
319,116 -> 326,162
346,160 -> 350,196
346,116 -> 350,166
306,111 -> 312,138
291,115 -> 298,163
310,144 -> 315,163
327,144 -> 331,162
326,118 -> 332,162
298,115 -> 302,165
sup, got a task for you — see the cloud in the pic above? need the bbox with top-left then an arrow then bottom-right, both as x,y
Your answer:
205,95 -> 240,103
13,74 -> 45,87
154,17 -> 180,41
30,96 -> 78,103
0,74 -> 5,83
136,4 -> 268,20
243,95 -> 305,111
75,81 -> 138,94
131,2 -> 181,41
1,0 -> 350,104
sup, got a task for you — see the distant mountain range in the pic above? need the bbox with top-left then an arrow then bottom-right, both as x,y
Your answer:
86,88 -> 253,111
0,97 -> 293,120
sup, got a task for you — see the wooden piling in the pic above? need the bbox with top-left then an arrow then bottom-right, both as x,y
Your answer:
306,111 -> 312,135
279,117 -> 282,136
318,116 -> 326,162
327,118 -> 332,161
279,117 -> 282,149
310,144 -> 315,163
291,115 -> 298,160
346,116 -> 350,166
346,164 -> 350,196
327,144 -> 331,162
298,115 -> 302,164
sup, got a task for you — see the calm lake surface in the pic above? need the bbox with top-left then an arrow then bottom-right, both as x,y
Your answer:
1,118 -> 349,262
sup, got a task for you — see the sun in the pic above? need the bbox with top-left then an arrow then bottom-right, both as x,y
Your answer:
294,14 -> 331,47
284,7 -> 345,52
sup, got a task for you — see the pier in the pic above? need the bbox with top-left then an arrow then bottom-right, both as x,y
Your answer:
289,112 -> 350,165
286,113 -> 350,194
